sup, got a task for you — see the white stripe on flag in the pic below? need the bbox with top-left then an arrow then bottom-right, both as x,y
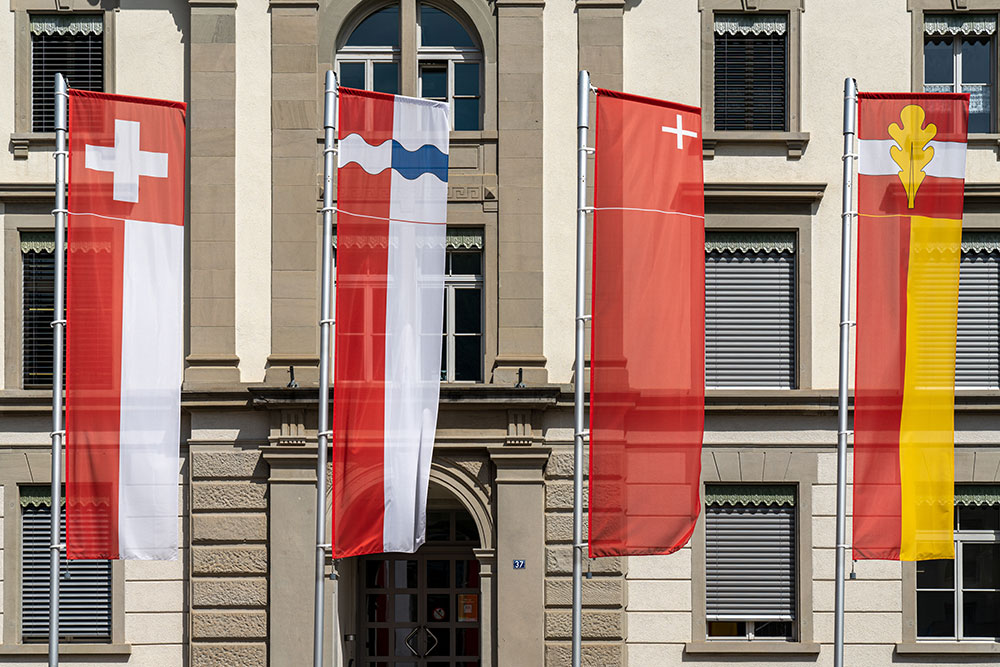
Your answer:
382,96 -> 449,553
858,138 -> 967,179
118,219 -> 183,560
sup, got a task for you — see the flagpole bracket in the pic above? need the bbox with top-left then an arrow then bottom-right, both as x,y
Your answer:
839,320 -> 855,328
51,207 -> 68,216
579,206 -> 594,214
575,430 -> 589,440
319,206 -> 337,214
319,318 -> 335,326
52,150 -> 68,160
576,314 -> 591,322
49,319 -> 66,328
317,430 -> 332,440
579,146 -> 595,155
842,153 -> 859,161
838,430 -> 854,437
49,430 -> 65,439
50,543 -> 65,552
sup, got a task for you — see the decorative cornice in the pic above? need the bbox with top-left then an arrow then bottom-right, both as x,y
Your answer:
268,0 -> 318,7
705,182 -> 826,203
493,0 -> 545,7
576,0 -> 625,8
188,0 -> 237,6
0,181 -> 56,201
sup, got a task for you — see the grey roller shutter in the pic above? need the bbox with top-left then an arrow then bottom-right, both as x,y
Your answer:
706,500 -> 796,622
706,233 -> 796,388
956,238 -> 1000,389
21,496 -> 111,642
31,16 -> 104,132
22,235 -> 60,388
713,15 -> 788,131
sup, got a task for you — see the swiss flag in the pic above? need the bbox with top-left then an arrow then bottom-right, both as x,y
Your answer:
589,89 -> 704,557
66,90 -> 186,560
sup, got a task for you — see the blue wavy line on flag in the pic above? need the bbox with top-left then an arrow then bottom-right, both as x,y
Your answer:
339,133 -> 448,182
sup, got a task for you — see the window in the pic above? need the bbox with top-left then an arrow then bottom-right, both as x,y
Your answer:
924,15 -> 996,134
956,232 -> 1000,389
21,232 -> 60,388
705,484 -> 796,641
916,487 -> 1000,641
713,14 -> 787,131
705,232 -> 796,388
441,229 -> 483,382
30,14 -> 104,132
337,2 -> 483,130
20,486 -> 112,642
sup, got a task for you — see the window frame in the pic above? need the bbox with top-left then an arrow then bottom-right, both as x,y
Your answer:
909,1 -> 1000,146
335,0 -> 484,131
922,19 -> 997,133
10,1 -> 116,158
441,247 -> 484,383
955,234 -> 1000,389
698,0 -> 808,159
0,479 -> 128,656
687,451 -> 819,655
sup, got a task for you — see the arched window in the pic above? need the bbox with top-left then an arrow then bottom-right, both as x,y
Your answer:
337,1 -> 482,130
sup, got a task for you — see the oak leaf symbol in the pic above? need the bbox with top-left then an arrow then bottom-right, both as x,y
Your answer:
888,105 -> 937,209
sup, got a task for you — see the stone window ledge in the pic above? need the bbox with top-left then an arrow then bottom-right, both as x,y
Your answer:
685,641 -> 821,655
0,643 -> 131,656
10,132 -> 56,159
703,130 -> 810,159
968,133 -> 1000,158
897,641 -> 1000,655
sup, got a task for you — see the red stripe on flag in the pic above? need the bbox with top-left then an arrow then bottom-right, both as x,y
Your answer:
853,212 -> 909,560
332,89 -> 394,558
588,90 -> 704,557
66,213 -> 124,560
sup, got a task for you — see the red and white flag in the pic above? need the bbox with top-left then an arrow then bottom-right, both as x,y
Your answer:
66,90 -> 186,560
589,89 -> 704,557
332,89 -> 449,557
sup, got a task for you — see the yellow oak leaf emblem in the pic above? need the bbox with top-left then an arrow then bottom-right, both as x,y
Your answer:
888,105 -> 937,209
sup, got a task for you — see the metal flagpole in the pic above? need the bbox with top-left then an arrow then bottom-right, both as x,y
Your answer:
573,69 -> 592,667
834,76 -> 858,667
314,69 -> 338,667
49,71 -> 69,667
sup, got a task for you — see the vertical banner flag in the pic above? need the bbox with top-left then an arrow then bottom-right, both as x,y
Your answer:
333,88 -> 449,557
589,89 -> 704,557
66,90 -> 186,560
854,92 -> 969,561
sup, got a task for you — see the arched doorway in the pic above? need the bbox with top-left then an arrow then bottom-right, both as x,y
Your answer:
356,485 -> 483,665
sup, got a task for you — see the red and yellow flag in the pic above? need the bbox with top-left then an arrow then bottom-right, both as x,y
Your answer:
854,92 -> 969,561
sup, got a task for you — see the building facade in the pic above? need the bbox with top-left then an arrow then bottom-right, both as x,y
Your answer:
2,0 -> 1000,664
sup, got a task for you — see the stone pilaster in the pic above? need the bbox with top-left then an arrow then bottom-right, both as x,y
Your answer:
186,0 -> 241,385
494,0 -> 547,384
189,445 -> 269,666
489,446 -> 550,664
266,0 -> 321,384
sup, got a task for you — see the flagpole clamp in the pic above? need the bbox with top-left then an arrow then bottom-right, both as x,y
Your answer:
842,210 -> 857,218
50,542 -> 65,551
579,206 -> 594,214
52,151 -> 68,160
323,146 -> 338,156
50,319 -> 66,328
317,430 -> 332,440
51,207 -> 68,216
319,206 -> 337,214
577,314 -> 591,322
319,318 -> 335,326
579,146 -> 595,155
49,430 -> 65,439
575,430 -> 589,440
842,153 -> 859,161
838,430 -> 853,437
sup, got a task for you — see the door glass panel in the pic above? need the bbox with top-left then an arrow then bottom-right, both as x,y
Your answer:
396,559 -> 418,589
427,559 -> 450,588
395,627 -> 416,656
456,559 -> 480,588
426,509 -> 451,541
426,627 -> 451,656
455,512 -> 478,543
395,593 -> 418,622
368,627 -> 391,656
367,560 -> 388,588
456,627 -> 479,655
367,594 -> 388,622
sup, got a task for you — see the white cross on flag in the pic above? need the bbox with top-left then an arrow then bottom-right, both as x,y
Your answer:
66,90 -> 186,561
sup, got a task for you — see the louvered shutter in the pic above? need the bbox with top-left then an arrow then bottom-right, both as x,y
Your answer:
956,238 -> 1000,389
706,233 -> 796,388
714,15 -> 788,131
706,495 -> 796,622
22,235 -> 59,388
21,493 -> 111,642
31,15 -> 104,132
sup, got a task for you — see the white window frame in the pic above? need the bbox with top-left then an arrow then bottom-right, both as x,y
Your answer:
442,249 -> 483,383
916,512 -> 1000,641
923,28 -> 996,132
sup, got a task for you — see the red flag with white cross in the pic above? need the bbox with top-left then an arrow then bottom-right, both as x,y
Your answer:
589,89 -> 705,557
65,90 -> 186,560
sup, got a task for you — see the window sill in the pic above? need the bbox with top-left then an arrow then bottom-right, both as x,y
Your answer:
0,643 -> 131,656
702,131 -> 810,160
968,133 -> 1000,158
685,641 -> 820,655
10,132 -> 56,159
450,130 -> 497,143
897,641 -> 1000,655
